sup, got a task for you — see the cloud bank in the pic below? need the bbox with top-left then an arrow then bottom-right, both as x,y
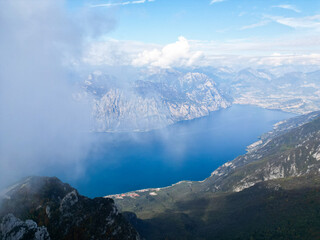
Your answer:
91,0 -> 155,8
272,5 -> 301,13
83,33 -> 320,69
240,20 -> 271,30
210,0 -> 226,4
132,36 -> 203,68
0,0 -> 114,188
268,14 -> 320,29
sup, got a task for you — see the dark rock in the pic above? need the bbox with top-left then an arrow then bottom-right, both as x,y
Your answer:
0,213 -> 50,240
0,177 -> 140,240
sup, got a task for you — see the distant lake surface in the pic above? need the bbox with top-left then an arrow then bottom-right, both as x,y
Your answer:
63,105 -> 295,198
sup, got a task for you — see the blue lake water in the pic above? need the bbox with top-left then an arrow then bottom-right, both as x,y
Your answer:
62,105 -> 295,198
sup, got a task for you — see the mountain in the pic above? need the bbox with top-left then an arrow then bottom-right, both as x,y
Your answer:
83,67 -> 320,132
108,111 -> 320,239
85,70 -> 230,132
188,66 -> 320,115
0,177 -> 140,240
229,69 -> 320,114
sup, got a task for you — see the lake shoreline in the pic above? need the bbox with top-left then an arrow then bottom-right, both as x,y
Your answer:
58,105 -> 296,198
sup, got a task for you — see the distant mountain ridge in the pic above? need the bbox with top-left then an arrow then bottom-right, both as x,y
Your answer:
82,67 -> 320,132
85,70 -> 230,132
198,67 -> 320,114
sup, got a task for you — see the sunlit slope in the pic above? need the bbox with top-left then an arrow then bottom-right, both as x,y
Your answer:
127,176 -> 320,240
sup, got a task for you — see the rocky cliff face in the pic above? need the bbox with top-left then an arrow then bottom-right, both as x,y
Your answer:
0,214 -> 50,240
204,110 -> 320,193
0,177 -> 140,240
85,70 -> 230,132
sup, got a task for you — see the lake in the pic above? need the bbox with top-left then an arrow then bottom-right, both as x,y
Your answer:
63,105 -> 295,198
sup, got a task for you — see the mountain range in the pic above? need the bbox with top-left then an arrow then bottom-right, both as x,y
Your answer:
85,69 -> 230,132
83,67 -> 320,132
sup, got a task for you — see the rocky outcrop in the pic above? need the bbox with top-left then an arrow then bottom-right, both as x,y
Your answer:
0,214 -> 50,240
0,177 -> 140,240
205,112 -> 320,193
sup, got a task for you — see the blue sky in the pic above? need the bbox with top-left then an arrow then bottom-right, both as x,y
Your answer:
69,0 -> 320,44
67,0 -> 320,68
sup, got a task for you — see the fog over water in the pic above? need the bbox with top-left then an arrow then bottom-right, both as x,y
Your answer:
0,0 -> 116,188
60,105 -> 295,198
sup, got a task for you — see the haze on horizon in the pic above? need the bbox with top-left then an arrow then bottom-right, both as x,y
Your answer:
76,0 -> 320,69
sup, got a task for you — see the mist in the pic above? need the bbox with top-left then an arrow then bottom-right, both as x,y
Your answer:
0,0 -> 114,188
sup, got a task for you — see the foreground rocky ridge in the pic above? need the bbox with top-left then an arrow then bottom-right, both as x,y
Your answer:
0,177 -> 140,240
0,214 -> 50,240
108,111 -> 320,239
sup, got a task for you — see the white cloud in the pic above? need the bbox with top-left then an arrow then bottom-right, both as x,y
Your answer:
132,36 -> 203,68
83,39 -> 159,66
192,35 -> 320,67
83,34 -> 320,68
0,0 -> 95,185
269,14 -> 320,29
250,53 -> 320,66
272,4 -> 300,13
91,0 -> 154,8
210,0 -> 226,5
240,20 -> 271,30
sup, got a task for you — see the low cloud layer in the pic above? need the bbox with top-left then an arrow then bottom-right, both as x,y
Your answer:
272,4 -> 301,13
83,34 -> 320,69
210,0 -> 226,4
268,14 -> 320,29
91,0 -> 155,8
0,0 -> 114,188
